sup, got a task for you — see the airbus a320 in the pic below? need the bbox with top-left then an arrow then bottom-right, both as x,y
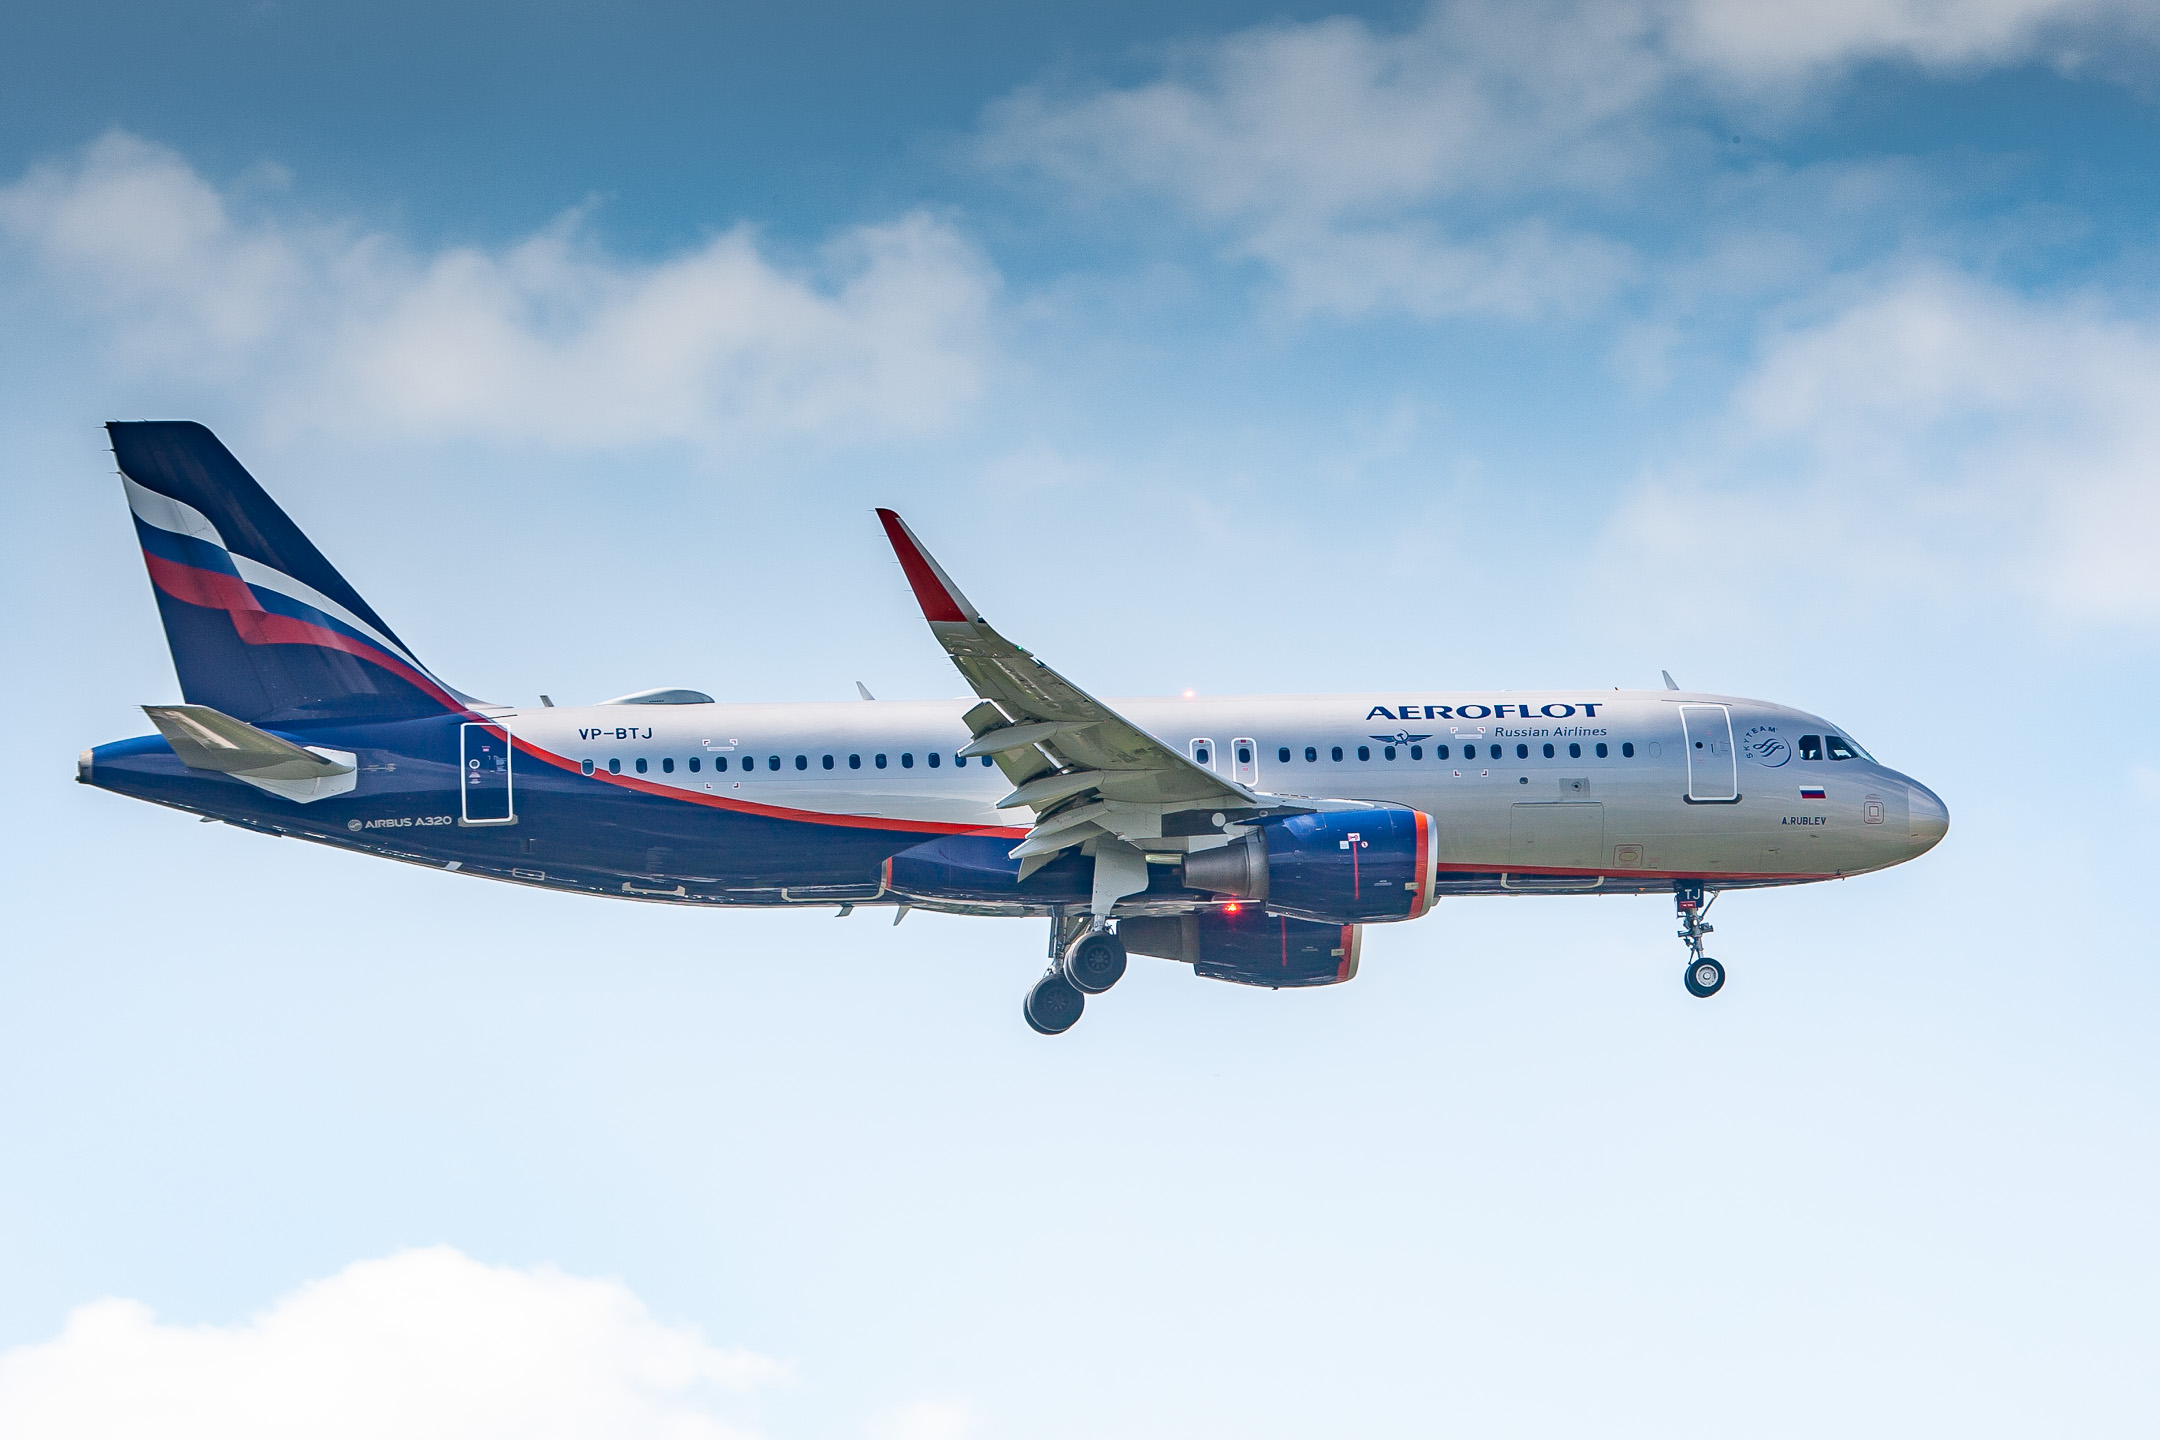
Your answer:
78,423 -> 1949,1032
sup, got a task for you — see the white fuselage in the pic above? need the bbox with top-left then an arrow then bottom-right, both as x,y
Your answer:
501,688 -> 1946,894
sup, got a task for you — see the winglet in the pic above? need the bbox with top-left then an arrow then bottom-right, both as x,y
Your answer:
876,509 -> 980,624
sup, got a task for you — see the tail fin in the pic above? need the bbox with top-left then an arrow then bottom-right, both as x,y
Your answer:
109,421 -> 465,723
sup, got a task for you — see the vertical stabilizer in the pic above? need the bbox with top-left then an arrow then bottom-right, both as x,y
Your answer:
109,421 -> 463,723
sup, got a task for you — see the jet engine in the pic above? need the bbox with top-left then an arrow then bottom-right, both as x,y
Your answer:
1179,806 -> 1436,924
1120,908 -> 1360,988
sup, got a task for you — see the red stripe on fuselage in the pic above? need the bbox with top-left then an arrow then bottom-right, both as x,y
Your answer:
505,731 -> 1030,839
1430,860 -> 1837,883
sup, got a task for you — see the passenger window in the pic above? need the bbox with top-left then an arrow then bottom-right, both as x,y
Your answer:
1568,743 -> 1580,758
902,753 -> 914,768
981,755 -> 993,767
662,757 -> 674,773
1799,735 -> 1824,761
1355,745 -> 1368,761
1541,743 -> 1554,759
1236,744 -> 1251,765
1621,742 -> 1634,758
1826,735 -> 1857,761
875,753 -> 887,768
791,755 -> 804,770
1383,745 -> 1396,760
928,751 -> 941,768
688,756 -> 700,773
849,754 -> 861,769
1278,746 -> 1291,763
822,755 -> 835,770
636,758 -> 649,773
1410,745 -> 1422,760
1305,746 -> 1318,762
580,759 -> 594,776
1515,744 -> 1528,760
1437,745 -> 1449,760
715,756 -> 728,772
1490,745 -> 1502,760
609,759 -> 621,774
1195,745 -> 1211,766
1595,742 -> 1607,758
767,755 -> 780,771
1331,746 -> 1343,761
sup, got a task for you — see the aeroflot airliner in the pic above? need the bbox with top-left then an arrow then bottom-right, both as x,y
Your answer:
80,423 -> 1948,1032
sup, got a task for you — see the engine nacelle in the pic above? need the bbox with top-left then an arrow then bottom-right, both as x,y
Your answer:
1120,909 -> 1361,988
1180,806 -> 1436,925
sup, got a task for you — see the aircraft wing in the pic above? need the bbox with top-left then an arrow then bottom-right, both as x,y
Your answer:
876,510 -> 1292,868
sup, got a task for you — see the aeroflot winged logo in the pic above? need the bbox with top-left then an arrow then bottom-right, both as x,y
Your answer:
1370,731 -> 1433,745
1367,702 -> 1602,720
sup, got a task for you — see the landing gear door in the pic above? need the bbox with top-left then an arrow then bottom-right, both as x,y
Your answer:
1678,704 -> 1738,802
460,722 -> 516,825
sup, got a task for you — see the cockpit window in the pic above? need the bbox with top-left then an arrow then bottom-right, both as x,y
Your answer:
1799,735 -> 1823,761
1826,734 -> 1860,761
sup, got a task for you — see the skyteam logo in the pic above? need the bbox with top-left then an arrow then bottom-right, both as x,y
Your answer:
1743,724 -> 1792,767
1370,731 -> 1432,746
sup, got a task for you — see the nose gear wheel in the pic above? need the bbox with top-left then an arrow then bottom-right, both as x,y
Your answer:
1674,881 -> 1724,999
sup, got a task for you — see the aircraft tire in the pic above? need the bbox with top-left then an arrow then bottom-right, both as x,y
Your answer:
1684,957 -> 1726,998
1024,973 -> 1086,1034
1061,930 -> 1128,995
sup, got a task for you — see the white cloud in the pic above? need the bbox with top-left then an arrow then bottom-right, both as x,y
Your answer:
0,1248 -> 784,1440
866,1400 -> 974,1440
1668,0 -> 2153,80
0,134 -> 997,448
1604,269 -> 2160,622
982,5 -> 1662,320
979,1 -> 2157,321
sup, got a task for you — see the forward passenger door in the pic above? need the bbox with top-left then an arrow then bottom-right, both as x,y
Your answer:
1678,704 -> 1738,802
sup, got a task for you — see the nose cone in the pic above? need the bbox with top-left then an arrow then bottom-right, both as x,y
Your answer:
1907,782 -> 1948,854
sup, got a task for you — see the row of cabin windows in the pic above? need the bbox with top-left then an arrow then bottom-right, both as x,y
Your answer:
1272,741 -> 1635,764
579,752 -> 999,777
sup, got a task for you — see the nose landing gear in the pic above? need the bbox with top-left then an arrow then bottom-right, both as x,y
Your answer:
1675,881 -> 1725,998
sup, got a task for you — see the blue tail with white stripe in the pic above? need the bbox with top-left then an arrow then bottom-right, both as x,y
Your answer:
110,421 -> 465,723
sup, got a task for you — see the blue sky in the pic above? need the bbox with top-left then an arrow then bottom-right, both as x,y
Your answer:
4,3 -> 2160,1437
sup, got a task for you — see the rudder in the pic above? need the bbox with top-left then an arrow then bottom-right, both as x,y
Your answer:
110,421 -> 463,723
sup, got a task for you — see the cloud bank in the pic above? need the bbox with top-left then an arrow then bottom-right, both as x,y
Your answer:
981,0 -> 2157,319
1611,269 -> 2160,623
0,1248 -> 783,1440
0,134 -> 998,449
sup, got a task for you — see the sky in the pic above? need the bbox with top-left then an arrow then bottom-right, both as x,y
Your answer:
3,2 -> 2160,1436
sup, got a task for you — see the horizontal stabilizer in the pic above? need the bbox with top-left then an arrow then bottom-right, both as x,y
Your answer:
142,704 -> 356,781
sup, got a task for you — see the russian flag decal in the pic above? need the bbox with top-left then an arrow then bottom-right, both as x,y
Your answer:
1800,786 -> 1826,800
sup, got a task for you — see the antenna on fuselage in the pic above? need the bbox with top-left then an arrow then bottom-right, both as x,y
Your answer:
1661,670 -> 1680,691
856,681 -> 876,701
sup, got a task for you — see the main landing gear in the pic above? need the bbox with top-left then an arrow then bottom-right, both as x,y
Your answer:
1024,912 -> 1127,1035
1675,880 -> 1725,998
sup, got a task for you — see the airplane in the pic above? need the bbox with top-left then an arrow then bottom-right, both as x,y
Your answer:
78,421 -> 1949,1033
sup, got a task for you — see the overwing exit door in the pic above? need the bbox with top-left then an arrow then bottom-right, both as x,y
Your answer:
1678,704 -> 1738,802
460,722 -> 516,824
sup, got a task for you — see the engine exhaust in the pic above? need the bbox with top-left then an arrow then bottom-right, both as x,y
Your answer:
1180,833 -> 1268,900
